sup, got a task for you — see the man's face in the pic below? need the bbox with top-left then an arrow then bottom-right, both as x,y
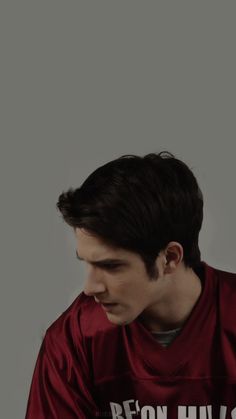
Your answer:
75,228 -> 167,326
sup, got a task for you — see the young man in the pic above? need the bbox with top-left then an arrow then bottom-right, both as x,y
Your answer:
25,152 -> 236,419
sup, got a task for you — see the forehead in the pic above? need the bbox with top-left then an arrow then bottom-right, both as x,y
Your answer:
74,228 -> 136,262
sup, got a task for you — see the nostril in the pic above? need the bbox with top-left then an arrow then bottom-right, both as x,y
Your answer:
83,281 -> 106,297
83,285 -> 95,297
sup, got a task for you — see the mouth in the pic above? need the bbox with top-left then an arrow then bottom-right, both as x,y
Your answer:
101,303 -> 117,312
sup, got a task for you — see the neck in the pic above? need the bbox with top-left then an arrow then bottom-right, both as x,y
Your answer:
139,267 -> 202,333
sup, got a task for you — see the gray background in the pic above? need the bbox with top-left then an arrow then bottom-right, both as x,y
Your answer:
1,2 -> 236,418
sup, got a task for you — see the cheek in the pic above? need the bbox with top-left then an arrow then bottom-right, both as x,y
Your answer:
109,272 -> 150,302
120,290 -> 148,314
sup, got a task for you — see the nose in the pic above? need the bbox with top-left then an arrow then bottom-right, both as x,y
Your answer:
83,266 -> 106,297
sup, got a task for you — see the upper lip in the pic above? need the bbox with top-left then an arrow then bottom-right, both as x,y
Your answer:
94,298 -> 116,304
97,301 -> 115,305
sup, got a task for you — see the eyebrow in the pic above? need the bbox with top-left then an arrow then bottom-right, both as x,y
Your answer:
75,250 -> 128,266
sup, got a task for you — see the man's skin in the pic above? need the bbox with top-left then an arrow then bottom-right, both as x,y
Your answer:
75,228 -> 202,333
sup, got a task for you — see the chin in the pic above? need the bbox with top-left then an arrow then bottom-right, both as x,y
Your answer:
106,313 -> 134,326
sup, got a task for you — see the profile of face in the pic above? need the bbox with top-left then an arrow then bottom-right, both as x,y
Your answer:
75,228 -> 171,327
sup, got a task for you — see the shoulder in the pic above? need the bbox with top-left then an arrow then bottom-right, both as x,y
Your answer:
206,263 -> 236,327
214,265 -> 236,310
199,261 -> 236,313
202,261 -> 236,289
211,263 -> 236,292
43,292 -> 114,353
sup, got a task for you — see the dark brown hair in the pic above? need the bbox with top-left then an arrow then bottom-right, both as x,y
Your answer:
56,151 -> 203,279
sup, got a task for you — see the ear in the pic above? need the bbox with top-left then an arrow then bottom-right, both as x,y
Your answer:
163,241 -> 184,273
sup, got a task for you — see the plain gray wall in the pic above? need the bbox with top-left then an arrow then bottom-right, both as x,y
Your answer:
1,2 -> 236,418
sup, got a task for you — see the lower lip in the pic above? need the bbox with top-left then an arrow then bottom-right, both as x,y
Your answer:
101,303 -> 117,312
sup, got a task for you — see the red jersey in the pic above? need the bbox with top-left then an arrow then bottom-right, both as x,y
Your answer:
25,261 -> 236,419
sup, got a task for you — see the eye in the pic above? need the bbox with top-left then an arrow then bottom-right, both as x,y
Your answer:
102,264 -> 121,271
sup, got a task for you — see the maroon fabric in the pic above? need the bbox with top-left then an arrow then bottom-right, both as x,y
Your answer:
25,262 -> 236,418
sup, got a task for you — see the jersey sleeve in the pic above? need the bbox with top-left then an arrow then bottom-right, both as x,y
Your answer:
25,307 -> 99,419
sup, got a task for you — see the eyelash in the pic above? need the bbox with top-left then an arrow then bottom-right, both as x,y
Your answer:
78,259 -> 121,271
102,264 -> 121,271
